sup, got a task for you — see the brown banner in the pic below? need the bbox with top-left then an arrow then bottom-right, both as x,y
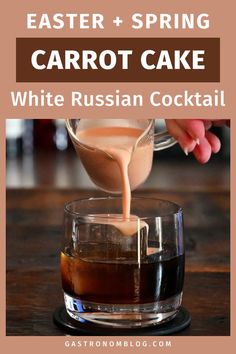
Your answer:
16,37 -> 220,83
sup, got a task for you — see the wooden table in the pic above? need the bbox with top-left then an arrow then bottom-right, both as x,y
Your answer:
6,188 -> 230,336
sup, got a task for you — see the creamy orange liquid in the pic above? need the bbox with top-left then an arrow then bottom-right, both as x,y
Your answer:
76,126 -> 153,221
88,213 -> 149,237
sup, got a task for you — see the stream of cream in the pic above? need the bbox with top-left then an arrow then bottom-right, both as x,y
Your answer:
77,126 -> 150,237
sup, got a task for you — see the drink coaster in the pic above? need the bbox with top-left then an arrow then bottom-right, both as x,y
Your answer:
53,306 -> 191,336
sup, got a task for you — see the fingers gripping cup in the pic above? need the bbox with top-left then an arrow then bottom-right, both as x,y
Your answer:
61,197 -> 184,328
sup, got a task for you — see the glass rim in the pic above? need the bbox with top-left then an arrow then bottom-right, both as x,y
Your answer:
65,119 -> 154,149
64,196 -> 182,221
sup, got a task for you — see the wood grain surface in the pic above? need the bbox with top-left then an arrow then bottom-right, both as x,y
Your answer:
6,188 -> 230,336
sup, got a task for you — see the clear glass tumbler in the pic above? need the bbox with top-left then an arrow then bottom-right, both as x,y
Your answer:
61,197 -> 184,328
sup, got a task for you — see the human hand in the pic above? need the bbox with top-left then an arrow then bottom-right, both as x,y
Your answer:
165,119 -> 229,163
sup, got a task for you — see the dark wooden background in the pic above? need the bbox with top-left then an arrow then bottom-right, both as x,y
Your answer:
6,149 -> 230,336
6,154 -> 230,336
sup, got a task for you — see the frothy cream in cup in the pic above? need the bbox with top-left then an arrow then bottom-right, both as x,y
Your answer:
76,125 -> 153,219
66,119 -> 176,235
